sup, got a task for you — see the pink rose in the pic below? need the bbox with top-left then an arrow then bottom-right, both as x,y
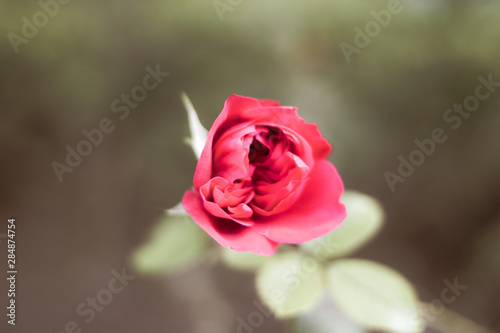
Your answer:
182,95 -> 346,255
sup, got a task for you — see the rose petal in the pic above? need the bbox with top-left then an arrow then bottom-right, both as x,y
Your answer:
213,186 -> 252,208
182,190 -> 278,256
202,200 -> 254,226
227,203 -> 254,219
259,99 -> 281,107
194,95 -> 328,190
240,106 -> 331,161
199,177 -> 254,226
212,125 -> 258,182
251,160 -> 346,243
194,95 -> 273,190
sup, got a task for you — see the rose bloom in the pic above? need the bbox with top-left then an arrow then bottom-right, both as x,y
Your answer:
182,95 -> 346,255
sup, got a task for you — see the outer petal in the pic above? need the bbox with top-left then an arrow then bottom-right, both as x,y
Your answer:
240,106 -> 332,161
194,95 -> 277,190
259,99 -> 281,107
251,160 -> 346,244
182,190 -> 279,256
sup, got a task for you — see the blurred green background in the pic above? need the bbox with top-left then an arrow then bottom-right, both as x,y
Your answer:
1,0 -> 499,332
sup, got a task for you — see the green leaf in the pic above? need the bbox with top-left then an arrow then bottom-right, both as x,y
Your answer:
256,252 -> 323,319
296,292 -> 365,333
326,259 -> 423,333
181,92 -> 208,159
300,190 -> 384,259
221,248 -> 270,272
131,209 -> 209,275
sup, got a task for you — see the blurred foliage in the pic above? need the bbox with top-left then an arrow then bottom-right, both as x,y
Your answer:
181,92 -> 208,159
300,190 -> 384,259
256,251 -> 323,319
221,248 -> 270,272
327,259 -> 422,333
131,212 -> 210,275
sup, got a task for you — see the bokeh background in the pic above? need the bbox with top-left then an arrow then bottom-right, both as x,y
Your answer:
1,0 -> 499,332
